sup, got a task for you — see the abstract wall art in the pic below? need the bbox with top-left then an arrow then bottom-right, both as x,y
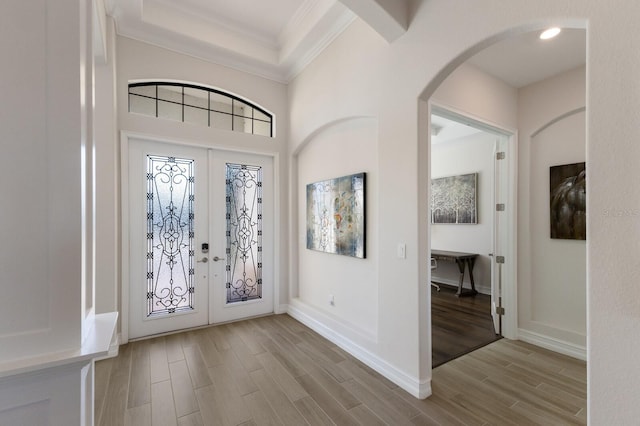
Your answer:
306,173 -> 366,258
550,162 -> 586,240
431,173 -> 478,224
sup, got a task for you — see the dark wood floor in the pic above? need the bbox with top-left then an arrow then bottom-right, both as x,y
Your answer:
95,314 -> 586,425
431,284 -> 500,367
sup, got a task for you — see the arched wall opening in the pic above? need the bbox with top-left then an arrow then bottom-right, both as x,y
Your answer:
417,21 -> 588,379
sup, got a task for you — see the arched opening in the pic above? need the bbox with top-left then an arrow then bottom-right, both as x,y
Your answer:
418,22 -> 588,397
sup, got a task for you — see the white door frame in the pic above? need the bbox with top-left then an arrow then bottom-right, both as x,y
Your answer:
120,130 -> 281,343
428,102 -> 518,340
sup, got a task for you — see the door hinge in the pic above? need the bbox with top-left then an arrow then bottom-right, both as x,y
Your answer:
496,306 -> 505,315
496,256 -> 505,264
496,152 -> 506,160
496,203 -> 505,211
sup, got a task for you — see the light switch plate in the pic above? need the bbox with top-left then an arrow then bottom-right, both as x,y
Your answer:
397,243 -> 406,259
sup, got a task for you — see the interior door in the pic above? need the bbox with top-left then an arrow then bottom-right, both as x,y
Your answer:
209,151 -> 274,324
491,135 -> 509,335
128,139 -> 210,339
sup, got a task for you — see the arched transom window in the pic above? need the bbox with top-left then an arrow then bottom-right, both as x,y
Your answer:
128,81 -> 273,137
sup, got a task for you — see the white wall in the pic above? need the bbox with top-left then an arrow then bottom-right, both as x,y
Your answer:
296,117 -> 379,338
518,67 -> 586,354
288,19 -> 430,395
95,16 -> 119,316
431,64 -> 518,129
288,1 -> 640,421
431,132 -> 496,294
0,0 -> 95,362
1,0 -> 52,343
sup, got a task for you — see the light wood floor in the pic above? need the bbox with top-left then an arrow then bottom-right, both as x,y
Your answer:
95,314 -> 586,425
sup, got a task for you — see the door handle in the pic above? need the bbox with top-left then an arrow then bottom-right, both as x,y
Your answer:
213,256 -> 225,262
197,257 -> 208,263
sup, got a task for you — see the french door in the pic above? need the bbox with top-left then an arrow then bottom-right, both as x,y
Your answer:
128,138 -> 273,339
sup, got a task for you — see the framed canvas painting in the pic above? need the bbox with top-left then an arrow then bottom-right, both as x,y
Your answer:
550,162 -> 586,240
431,173 -> 478,224
306,173 -> 365,258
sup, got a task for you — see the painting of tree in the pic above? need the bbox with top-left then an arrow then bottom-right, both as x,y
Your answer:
431,173 -> 478,224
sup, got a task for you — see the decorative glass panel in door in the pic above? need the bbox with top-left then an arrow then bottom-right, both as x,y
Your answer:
127,139 -> 273,337
225,163 -> 263,304
210,152 -> 273,324
146,155 -> 195,316
128,139 -> 209,339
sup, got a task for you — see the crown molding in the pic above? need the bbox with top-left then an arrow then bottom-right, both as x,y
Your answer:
108,0 -> 356,83
284,6 -> 357,81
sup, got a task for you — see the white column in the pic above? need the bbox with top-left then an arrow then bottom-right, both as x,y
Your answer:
0,0 -> 117,424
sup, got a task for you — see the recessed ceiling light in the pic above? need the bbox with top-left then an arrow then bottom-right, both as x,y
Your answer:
540,27 -> 561,40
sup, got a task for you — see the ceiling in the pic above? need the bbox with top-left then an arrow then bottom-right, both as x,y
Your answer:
468,28 -> 586,89
436,28 -> 586,143
105,1 -> 586,90
431,115 -> 483,145
106,0 -> 408,82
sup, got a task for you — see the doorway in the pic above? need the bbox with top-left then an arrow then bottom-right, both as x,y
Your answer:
429,106 -> 515,366
126,136 -> 274,339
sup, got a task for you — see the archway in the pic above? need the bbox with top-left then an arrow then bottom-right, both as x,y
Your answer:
417,23 -> 587,377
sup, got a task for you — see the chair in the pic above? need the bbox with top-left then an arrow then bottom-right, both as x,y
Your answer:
430,258 -> 440,291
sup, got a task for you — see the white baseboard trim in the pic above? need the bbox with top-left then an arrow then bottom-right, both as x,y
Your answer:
518,329 -> 586,361
287,303 -> 431,399
275,304 -> 289,315
431,277 -> 491,295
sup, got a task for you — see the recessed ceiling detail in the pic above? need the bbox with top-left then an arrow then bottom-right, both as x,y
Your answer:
107,0 -> 357,82
106,0 -> 410,83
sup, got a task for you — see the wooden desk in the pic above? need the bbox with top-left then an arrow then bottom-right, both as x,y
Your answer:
431,250 -> 478,297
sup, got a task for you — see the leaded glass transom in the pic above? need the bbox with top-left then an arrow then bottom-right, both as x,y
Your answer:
129,82 -> 273,137
146,155 -> 195,317
226,163 -> 263,303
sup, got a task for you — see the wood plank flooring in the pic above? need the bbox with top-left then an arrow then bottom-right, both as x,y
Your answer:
95,315 -> 586,425
432,285 -> 501,367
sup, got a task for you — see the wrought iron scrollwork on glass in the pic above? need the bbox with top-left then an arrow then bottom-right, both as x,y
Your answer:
225,163 -> 263,304
146,155 -> 195,317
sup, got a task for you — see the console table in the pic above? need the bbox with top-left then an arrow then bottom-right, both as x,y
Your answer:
431,249 -> 479,297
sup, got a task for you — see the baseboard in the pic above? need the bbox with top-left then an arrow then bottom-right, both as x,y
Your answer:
518,329 -> 586,361
431,277 -> 491,295
287,302 -> 431,399
275,304 -> 289,315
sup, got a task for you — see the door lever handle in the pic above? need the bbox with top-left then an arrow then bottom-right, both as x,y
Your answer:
213,256 -> 226,262
197,257 -> 208,263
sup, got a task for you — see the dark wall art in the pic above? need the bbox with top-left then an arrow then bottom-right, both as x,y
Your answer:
550,162 -> 586,240
306,173 -> 366,258
431,173 -> 478,224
